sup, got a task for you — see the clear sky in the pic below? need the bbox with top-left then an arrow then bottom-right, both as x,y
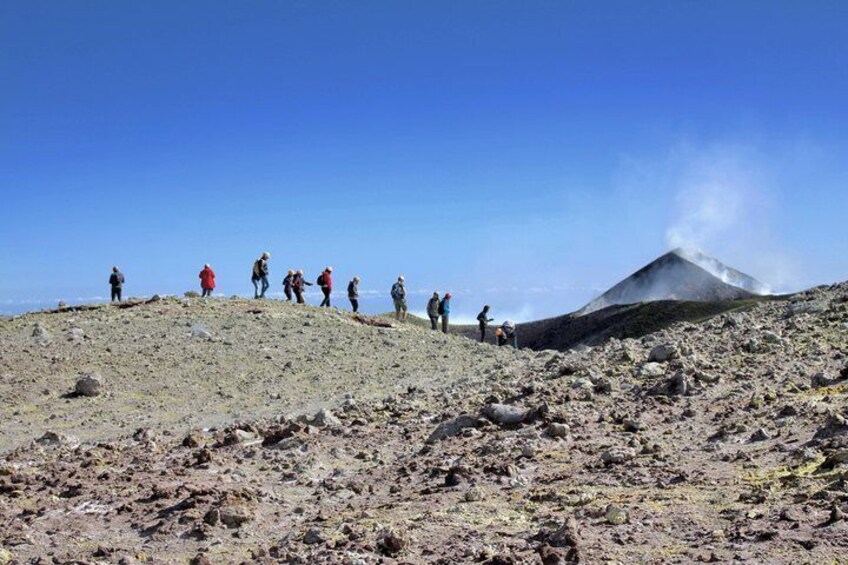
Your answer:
2,1 -> 847,319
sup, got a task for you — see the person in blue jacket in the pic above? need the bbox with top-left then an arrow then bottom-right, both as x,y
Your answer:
439,293 -> 452,334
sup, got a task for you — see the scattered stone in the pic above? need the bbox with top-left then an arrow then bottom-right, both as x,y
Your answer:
814,412 -> 848,440
825,504 -> 845,526
203,508 -> 220,526
750,428 -> 771,442
695,372 -> 720,384
465,487 -> 484,502
639,362 -> 666,378
302,528 -> 324,545
67,327 -> 86,341
811,371 -> 842,388
75,373 -> 103,397
622,419 -> 643,432
32,323 -> 51,345
378,528 -> 408,556
482,403 -> 533,426
547,516 -> 580,550
194,448 -> 213,465
35,431 -> 79,448
744,338 -> 762,354
189,554 -> 212,565
605,504 -> 628,525
648,371 -> 690,396
823,449 -> 848,469
219,505 -> 252,528
223,429 -> 259,445
182,433 -> 202,448
191,325 -> 212,339
762,331 -> 782,345
648,344 -> 678,363
547,422 -> 570,438
787,301 -> 828,317
309,408 -> 342,428
601,447 -> 636,465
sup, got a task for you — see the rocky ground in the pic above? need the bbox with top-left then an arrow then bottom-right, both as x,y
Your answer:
2,285 -> 848,563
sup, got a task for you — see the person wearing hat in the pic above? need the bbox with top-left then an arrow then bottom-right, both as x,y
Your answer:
199,264 -> 216,297
318,266 -> 334,307
348,276 -> 361,313
251,252 -> 271,299
426,292 -> 440,330
292,269 -> 312,304
439,293 -> 452,333
498,320 -> 518,348
109,266 -> 125,302
282,270 -> 295,301
390,276 -> 408,321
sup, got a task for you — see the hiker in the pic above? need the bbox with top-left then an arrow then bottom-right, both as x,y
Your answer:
109,266 -> 125,302
391,276 -> 408,320
476,305 -> 494,342
318,267 -> 333,307
199,264 -> 216,297
282,270 -> 295,301
426,292 -> 440,330
497,320 -> 518,348
439,293 -> 452,333
348,276 -> 360,313
251,252 -> 271,299
292,269 -> 312,304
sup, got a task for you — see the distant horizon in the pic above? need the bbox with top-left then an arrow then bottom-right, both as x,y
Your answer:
0,244 -> 834,320
3,2 -> 846,318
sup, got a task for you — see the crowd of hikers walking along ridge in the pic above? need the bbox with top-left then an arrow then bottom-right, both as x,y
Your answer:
106,252 -> 519,347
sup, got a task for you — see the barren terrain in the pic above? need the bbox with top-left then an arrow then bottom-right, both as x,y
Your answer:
2,286 -> 848,563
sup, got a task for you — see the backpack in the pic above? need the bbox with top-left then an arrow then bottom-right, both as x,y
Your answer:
317,273 -> 325,286
391,283 -> 403,300
438,300 -> 445,315
252,260 -> 262,277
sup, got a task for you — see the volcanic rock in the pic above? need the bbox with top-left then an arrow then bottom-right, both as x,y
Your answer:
648,344 -> 678,363
378,528 -> 408,556
426,414 -> 484,443
483,403 -> 533,425
74,373 -> 103,397
601,447 -> 636,465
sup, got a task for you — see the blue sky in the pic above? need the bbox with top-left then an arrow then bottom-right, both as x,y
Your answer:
2,1 -> 847,319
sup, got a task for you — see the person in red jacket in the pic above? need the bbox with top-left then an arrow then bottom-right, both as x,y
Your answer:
318,266 -> 333,307
199,264 -> 216,297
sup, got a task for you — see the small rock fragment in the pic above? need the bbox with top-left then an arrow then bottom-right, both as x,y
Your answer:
378,528 -> 408,556
219,505 -> 252,528
483,403 -> 533,425
302,528 -> 324,545
601,447 -> 636,465
311,408 -> 342,427
75,373 -> 103,397
547,422 -> 570,438
648,344 -> 678,363
605,504 -> 628,525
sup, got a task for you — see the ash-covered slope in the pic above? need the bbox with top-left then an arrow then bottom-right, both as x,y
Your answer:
0,297 -> 533,452
580,249 -> 766,315
517,296 -> 771,351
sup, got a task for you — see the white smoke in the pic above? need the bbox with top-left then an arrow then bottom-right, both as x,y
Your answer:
672,247 -> 771,294
664,146 -> 762,252
661,143 -> 796,293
